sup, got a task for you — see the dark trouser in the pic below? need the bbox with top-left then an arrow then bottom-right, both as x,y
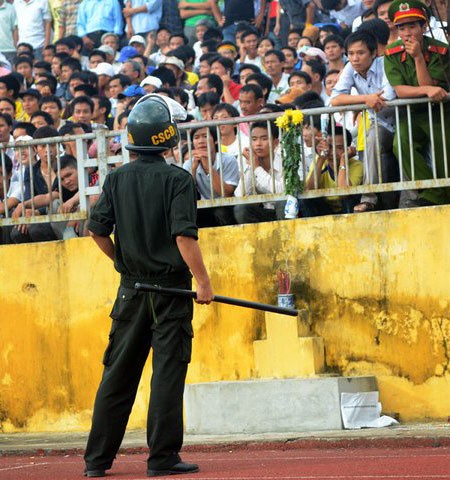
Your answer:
0,225 -> 13,244
84,277 -> 194,472
197,206 -> 236,227
394,102 -> 450,205
10,223 -> 59,243
299,195 -> 359,217
233,201 -> 286,224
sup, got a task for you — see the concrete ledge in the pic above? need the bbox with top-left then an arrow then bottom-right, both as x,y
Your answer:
2,423 -> 450,456
185,376 -> 377,435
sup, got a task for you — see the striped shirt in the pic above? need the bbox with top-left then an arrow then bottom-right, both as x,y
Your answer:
60,0 -> 83,36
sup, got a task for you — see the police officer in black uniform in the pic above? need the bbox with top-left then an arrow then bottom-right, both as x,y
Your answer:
84,94 -> 214,478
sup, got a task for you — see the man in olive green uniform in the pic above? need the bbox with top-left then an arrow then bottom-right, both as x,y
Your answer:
84,95 -> 213,478
384,0 -> 450,205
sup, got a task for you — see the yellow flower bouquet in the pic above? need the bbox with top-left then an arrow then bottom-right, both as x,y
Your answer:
275,109 -> 304,197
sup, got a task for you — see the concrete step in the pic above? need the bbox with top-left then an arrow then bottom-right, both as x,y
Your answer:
185,376 -> 377,435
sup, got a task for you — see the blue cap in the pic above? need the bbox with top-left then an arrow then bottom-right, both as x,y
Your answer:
117,85 -> 146,99
118,46 -> 139,63
146,65 -> 156,75
314,22 -> 342,32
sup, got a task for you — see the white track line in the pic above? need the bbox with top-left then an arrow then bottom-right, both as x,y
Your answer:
0,462 -> 51,472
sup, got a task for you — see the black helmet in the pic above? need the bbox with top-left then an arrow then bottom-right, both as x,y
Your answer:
125,94 -> 187,153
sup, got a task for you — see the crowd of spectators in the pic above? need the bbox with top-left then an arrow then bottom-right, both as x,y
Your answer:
0,0 -> 448,243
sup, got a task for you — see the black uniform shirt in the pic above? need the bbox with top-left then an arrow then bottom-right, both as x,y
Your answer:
88,154 -> 198,282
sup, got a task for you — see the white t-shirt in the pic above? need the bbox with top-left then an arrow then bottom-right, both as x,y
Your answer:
14,0 -> 51,49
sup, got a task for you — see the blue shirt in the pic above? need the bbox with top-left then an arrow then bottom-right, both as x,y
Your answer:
128,0 -> 162,34
160,0 -> 183,33
77,0 -> 123,37
331,56 -> 397,132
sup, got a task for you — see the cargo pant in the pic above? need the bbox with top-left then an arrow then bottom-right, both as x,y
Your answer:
84,277 -> 194,472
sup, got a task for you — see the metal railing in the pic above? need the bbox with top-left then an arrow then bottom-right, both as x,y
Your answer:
0,96 -> 448,229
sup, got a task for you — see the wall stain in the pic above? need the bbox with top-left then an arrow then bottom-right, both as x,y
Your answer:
21,283 -> 38,294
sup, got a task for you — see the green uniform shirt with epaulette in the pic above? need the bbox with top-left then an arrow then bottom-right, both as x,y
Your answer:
88,154 -> 198,282
383,36 -> 449,88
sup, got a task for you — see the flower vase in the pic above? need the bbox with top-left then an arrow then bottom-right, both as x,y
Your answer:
277,293 -> 295,309
284,194 -> 299,219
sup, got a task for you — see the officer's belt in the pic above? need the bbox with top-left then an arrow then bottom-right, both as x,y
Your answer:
120,269 -> 192,289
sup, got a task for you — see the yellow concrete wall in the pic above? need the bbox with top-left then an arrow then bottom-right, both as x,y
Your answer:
1,205 -> 450,432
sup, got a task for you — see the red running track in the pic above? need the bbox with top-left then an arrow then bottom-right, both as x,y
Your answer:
2,447 -> 450,480
0,447 -> 450,480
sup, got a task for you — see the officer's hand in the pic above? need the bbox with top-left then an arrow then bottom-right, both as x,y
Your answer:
425,86 -> 448,101
196,281 -> 214,304
404,37 -> 422,59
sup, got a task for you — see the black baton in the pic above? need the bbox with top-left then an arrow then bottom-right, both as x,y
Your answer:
135,282 -> 298,317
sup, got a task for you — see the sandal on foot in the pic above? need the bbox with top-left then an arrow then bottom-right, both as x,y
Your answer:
354,202 -> 376,213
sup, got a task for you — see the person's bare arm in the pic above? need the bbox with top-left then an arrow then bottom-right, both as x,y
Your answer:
125,1 -> 134,37
89,231 -> 115,261
331,92 -> 387,112
176,235 -> 213,304
0,196 -> 19,215
44,20 -> 52,47
13,27 -> 18,48
305,2 -> 315,25
208,0 -> 224,25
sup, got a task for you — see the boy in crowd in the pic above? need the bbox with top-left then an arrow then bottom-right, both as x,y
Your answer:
281,46 -> 299,75
331,30 -> 398,212
10,126 -> 61,243
299,126 -> 363,217
40,95 -> 64,130
234,121 -> 285,224
19,89 -> 41,121
212,103 -> 250,160
323,35 -> 347,71
210,56 -> 242,103
183,125 -> 239,226
241,29 -> 263,69
263,50 -> 290,102
71,95 -> 94,125
301,59 -> 328,102
238,83 -> 265,135
108,74 -> 132,116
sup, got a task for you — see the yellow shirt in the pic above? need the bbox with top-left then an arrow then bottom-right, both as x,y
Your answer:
306,156 -> 363,211
186,71 -> 199,86
14,100 -> 27,122
356,111 -> 370,152
49,0 -> 63,42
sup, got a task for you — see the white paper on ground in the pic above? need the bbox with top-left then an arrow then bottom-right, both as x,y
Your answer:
340,391 -> 399,429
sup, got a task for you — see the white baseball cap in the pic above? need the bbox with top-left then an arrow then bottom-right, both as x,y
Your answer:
90,62 -> 115,77
129,35 -> 146,46
97,45 -> 115,57
298,46 -> 327,63
161,56 -> 185,71
140,75 -> 163,89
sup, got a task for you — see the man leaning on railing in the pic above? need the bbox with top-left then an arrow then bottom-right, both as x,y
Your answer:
331,30 -> 399,213
383,0 -> 450,207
